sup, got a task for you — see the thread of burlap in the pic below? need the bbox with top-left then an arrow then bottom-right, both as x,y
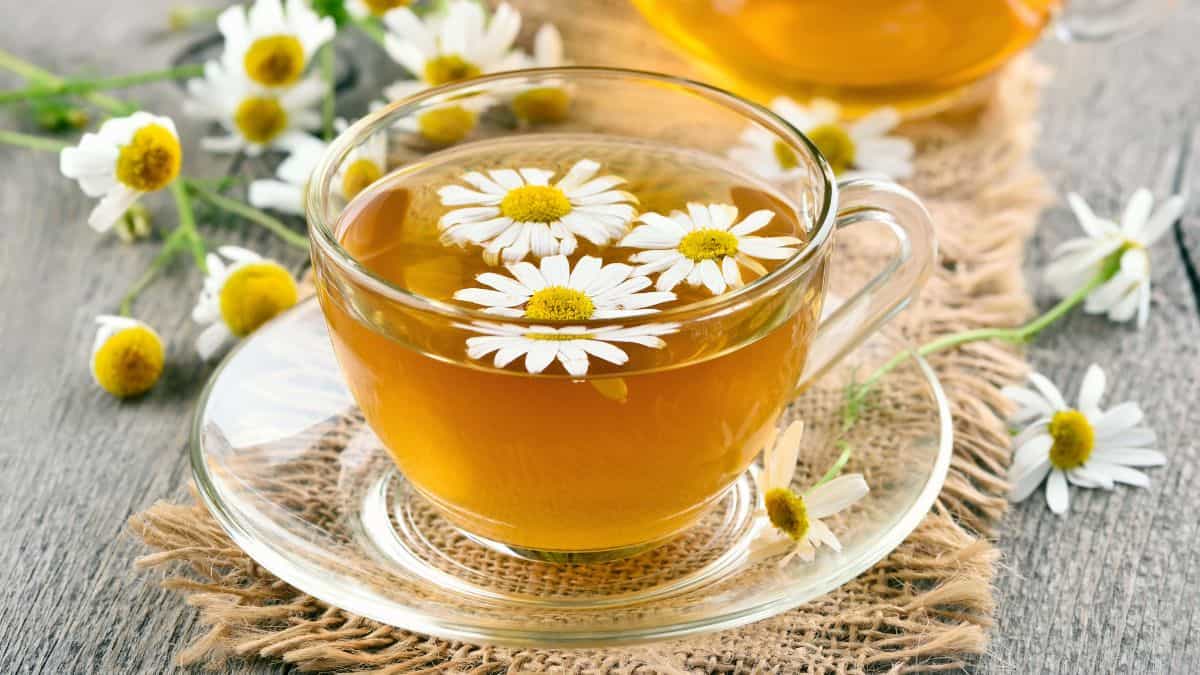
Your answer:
129,4 -> 1051,671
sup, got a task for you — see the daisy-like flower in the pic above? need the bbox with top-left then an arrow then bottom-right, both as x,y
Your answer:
453,254 -> 675,320
248,122 -> 387,214
510,24 -> 570,124
218,0 -> 335,89
752,421 -> 870,565
438,160 -> 638,264
1045,189 -> 1185,328
193,246 -> 300,359
59,111 -> 182,232
729,97 -> 913,181
1004,364 -> 1165,516
185,61 -> 323,156
460,321 -> 678,376
346,0 -> 411,20
620,203 -> 802,296
90,315 -> 165,398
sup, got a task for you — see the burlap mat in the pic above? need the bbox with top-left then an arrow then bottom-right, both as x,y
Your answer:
129,4 -> 1051,671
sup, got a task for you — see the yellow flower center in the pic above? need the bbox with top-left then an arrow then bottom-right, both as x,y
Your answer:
807,123 -> 856,175
500,185 -> 573,223
772,140 -> 799,170
511,87 -> 571,124
243,35 -> 306,87
524,286 -> 595,321
234,97 -> 289,144
218,262 -> 300,337
115,124 -> 181,192
1048,409 -> 1095,470
678,229 -> 739,261
362,0 -> 410,15
341,158 -> 383,200
423,54 -> 481,86
92,325 -> 164,398
416,105 -> 477,145
764,487 -> 809,541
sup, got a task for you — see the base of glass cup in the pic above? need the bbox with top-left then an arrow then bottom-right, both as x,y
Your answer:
460,529 -> 674,564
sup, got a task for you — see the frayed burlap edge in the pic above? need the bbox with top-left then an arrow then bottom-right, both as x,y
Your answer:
129,5 -> 1052,670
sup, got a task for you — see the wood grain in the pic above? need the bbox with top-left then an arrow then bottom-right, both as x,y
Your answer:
0,0 -> 1197,673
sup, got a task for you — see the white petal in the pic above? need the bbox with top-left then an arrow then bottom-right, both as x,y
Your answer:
576,339 -> 629,365
729,209 -> 775,236
454,288 -> 525,308
248,179 -> 305,214
1102,427 -> 1156,447
523,340 -> 558,374
806,517 -> 842,552
805,473 -> 869,518
1092,402 -> 1143,438
1077,364 -> 1107,416
554,159 -> 600,193
88,186 -> 142,232
507,260 -> 547,291
1009,459 -> 1051,502
722,256 -> 743,288
1088,462 -> 1152,488
698,258 -> 726,295
656,258 -> 693,292
1137,194 -> 1185,246
1027,372 -> 1068,411
1120,188 -> 1154,238
539,254 -> 571,286
196,322 -> 232,360
1045,469 -> 1070,515
1002,386 -> 1055,421
1090,447 -> 1166,467
1066,466 -> 1114,489
568,254 -> 602,289
764,421 -> 804,491
1010,434 -> 1053,479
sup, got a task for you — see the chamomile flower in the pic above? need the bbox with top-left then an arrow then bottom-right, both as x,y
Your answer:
510,24 -> 570,124
248,134 -> 327,215
460,321 -> 678,376
438,160 -> 638,264
90,315 -> 165,398
218,0 -> 335,89
380,0 -> 525,101
453,254 -> 675,320
620,203 -> 802,295
59,111 -> 181,232
346,0 -> 411,20
1045,189 -> 1185,328
185,61 -> 323,156
752,422 -> 870,565
1004,364 -> 1165,516
729,97 -> 913,181
193,246 -> 299,359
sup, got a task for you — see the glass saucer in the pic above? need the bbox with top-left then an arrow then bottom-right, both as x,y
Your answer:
191,299 -> 952,647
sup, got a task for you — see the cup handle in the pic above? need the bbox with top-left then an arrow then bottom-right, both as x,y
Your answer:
796,179 -> 937,390
1053,0 -> 1176,42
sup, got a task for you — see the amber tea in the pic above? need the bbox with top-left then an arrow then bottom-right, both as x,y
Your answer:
319,136 -> 825,554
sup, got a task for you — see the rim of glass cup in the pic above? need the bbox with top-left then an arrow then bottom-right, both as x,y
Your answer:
306,66 -> 838,327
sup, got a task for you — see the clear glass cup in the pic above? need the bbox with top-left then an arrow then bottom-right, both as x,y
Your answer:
306,67 -> 936,562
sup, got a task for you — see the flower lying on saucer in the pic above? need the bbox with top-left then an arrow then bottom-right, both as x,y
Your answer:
185,61 -> 322,156
1045,189 -> 1185,328
59,111 -> 182,232
439,160 -> 638,264
453,254 -> 674,319
729,97 -> 913,181
620,203 -> 801,295
1004,364 -> 1164,516
90,315 -> 165,398
217,0 -> 335,89
193,246 -> 299,359
751,421 -> 870,566
459,321 -> 678,376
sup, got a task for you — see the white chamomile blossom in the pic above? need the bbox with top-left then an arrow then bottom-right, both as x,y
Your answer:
753,421 -> 870,565
620,203 -> 802,296
509,24 -> 570,124
1005,364 -> 1165,516
248,134 -> 326,215
59,111 -> 181,232
90,315 -> 165,398
217,0 -> 335,89
346,0 -> 411,20
185,61 -> 323,156
729,97 -> 913,181
460,321 -> 678,376
193,246 -> 300,359
1045,189 -> 1185,328
439,160 -> 638,264
453,254 -> 675,320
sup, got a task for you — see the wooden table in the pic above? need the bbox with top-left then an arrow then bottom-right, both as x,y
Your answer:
2,1 -> 1197,672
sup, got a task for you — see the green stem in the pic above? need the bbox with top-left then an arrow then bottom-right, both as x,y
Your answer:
0,47 -> 132,115
0,129 -> 69,151
170,180 -> 208,271
120,182 -> 206,315
320,44 -> 336,141
354,17 -> 388,47
185,180 -> 310,251
810,442 -> 853,490
0,64 -> 203,104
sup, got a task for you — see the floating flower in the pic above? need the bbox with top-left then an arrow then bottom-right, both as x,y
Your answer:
510,24 -> 570,124
218,0 -> 335,89
729,97 -> 913,181
346,0 -> 411,20
59,111 -> 182,232
1045,189 -> 1185,328
438,160 -> 638,264
453,254 -> 675,320
248,134 -> 327,215
620,203 -> 801,295
185,61 -> 323,156
193,246 -> 299,359
1004,364 -> 1165,516
459,321 -> 678,376
752,421 -> 870,565
381,0 -> 525,101
90,315 -> 165,398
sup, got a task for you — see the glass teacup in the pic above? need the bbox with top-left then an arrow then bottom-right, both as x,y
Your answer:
307,68 -> 936,561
